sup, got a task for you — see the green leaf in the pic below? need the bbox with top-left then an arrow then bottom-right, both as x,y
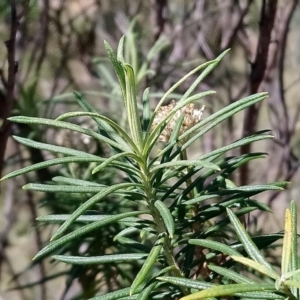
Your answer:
208,265 -> 256,284
155,60 -> 218,112
282,268 -> 300,281
180,49 -> 229,103
136,282 -> 157,300
1,156 -> 104,181
37,214 -> 141,224
114,237 -> 151,253
203,207 -> 257,236
154,200 -> 175,238
151,159 -> 220,173
290,200 -> 299,271
104,40 -> 126,98
117,36 -> 125,62
124,64 -> 143,151
55,111 -> 136,151
282,208 -> 292,275
290,200 -> 299,298
214,184 -> 284,195
23,183 -> 106,193
183,194 -> 219,206
8,116 -> 129,152
180,93 -> 268,151
73,91 -> 129,150
158,131 -> 272,166
33,210 -> 149,260
188,239 -> 242,257
199,132 -> 273,162
13,135 -> 98,157
23,184 -> 144,201
284,279 -> 300,290
89,285 -> 145,300
92,152 -> 142,174
130,236 -> 164,295
142,87 -> 151,137
157,276 -> 213,290
52,253 -> 148,265
231,256 -> 279,280
51,182 -> 143,240
51,176 -> 104,186
226,208 -> 278,275
180,283 -> 275,300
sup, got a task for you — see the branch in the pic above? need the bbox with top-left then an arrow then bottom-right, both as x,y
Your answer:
0,0 -> 18,179
221,0 -> 253,51
240,0 -> 278,185
153,0 -> 168,41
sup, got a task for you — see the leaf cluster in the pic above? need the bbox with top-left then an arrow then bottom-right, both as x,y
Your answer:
1,37 -> 296,300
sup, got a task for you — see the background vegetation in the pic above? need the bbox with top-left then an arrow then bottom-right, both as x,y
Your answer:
0,1 -> 300,299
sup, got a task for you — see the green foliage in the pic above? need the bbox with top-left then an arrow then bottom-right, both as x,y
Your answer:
175,202 -> 300,300
2,37 -> 297,299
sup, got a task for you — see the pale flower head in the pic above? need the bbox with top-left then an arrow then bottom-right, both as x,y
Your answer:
152,100 -> 205,143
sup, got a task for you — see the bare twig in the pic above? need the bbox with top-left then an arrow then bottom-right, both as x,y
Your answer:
240,0 -> 278,185
0,180 -> 17,278
220,0 -> 253,51
13,138 -> 48,300
153,0 -> 168,41
0,0 -> 18,179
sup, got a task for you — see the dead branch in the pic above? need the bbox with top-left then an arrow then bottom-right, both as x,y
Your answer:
240,0 -> 278,185
0,0 -> 18,179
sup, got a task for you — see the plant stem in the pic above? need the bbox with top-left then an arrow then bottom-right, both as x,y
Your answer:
141,165 -> 189,295
181,149 -> 197,216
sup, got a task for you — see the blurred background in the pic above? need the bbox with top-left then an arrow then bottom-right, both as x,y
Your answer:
0,0 -> 300,299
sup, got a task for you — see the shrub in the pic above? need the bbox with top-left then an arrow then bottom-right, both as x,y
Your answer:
2,37 -> 298,300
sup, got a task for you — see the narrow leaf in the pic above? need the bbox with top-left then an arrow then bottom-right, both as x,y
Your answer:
73,91 -> 129,150
180,283 -> 275,300
157,276 -> 213,290
142,87 -> 151,134
231,256 -> 279,280
188,239 -> 242,257
155,60 -> 218,112
37,214 -> 141,224
1,156 -> 104,181
51,183 -> 142,240
284,279 -> 300,290
226,208 -> 277,274
8,116 -> 128,152
282,208 -> 292,275
51,176 -> 103,186
104,40 -> 126,98
180,93 -> 268,151
130,237 -> 164,295
124,64 -> 143,150
290,200 -> 299,298
154,200 -> 175,238
151,159 -> 220,173
208,265 -> 256,284
136,282 -> 157,300
33,210 -> 149,260
92,152 -> 141,174
89,285 -> 145,300
55,111 -> 136,151
117,36 -> 125,62
23,184 -> 106,193
13,136 -> 98,157
52,253 -> 148,265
